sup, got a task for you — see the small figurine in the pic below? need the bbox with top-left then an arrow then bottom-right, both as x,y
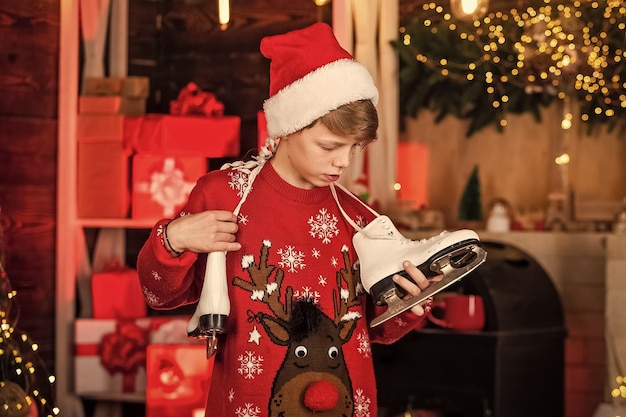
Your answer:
486,199 -> 511,232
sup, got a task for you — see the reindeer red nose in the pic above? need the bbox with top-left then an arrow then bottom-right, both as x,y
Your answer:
303,380 -> 339,412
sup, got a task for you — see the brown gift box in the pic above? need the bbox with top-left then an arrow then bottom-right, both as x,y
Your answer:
81,76 -> 149,117
77,114 -> 131,218
79,96 -> 147,117
83,76 -> 150,98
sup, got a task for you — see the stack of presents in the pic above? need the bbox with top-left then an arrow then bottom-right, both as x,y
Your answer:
77,77 -> 241,220
75,77 -> 239,416
74,313 -> 213,417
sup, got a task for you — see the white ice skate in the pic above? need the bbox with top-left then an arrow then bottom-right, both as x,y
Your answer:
354,216 -> 486,327
186,158 -> 266,358
330,184 -> 487,328
187,250 -> 230,358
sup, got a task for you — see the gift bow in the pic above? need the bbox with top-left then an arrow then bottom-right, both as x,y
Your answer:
99,320 -> 149,391
170,82 -> 225,117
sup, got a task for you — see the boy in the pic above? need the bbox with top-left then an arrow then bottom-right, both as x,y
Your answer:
138,22 -> 438,417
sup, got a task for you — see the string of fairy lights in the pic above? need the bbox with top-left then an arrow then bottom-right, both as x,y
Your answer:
0,259 -> 59,417
612,374 -> 626,399
397,0 -> 626,138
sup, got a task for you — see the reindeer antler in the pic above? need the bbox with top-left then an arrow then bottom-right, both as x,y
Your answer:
233,240 -> 293,322
332,246 -> 362,341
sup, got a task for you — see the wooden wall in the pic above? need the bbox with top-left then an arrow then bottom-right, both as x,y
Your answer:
0,1 -> 59,370
402,107 -> 626,231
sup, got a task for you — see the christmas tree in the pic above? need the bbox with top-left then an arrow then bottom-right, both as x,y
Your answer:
0,223 -> 59,417
458,165 -> 482,221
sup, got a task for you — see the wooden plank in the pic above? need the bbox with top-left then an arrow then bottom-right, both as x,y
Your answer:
128,0 -> 161,61
0,182 -> 56,370
0,117 -> 57,185
0,1 -> 60,118
109,0 -> 129,77
162,0 -> 319,51
0,0 -> 59,383
0,1 -> 60,49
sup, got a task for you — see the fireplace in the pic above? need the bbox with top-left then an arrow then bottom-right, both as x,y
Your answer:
373,240 -> 566,417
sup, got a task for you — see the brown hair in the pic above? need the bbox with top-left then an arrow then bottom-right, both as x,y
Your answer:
309,100 -> 378,144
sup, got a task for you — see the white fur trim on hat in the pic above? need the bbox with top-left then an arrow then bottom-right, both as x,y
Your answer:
263,58 -> 379,139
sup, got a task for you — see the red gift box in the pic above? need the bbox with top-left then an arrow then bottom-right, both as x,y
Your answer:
77,113 -> 126,139
131,154 -> 207,220
77,114 -> 131,218
74,317 -> 202,396
79,96 -> 124,114
92,264 -> 147,319
146,345 -> 213,417
124,114 -> 240,157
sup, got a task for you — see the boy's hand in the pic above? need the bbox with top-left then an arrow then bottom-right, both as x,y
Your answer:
392,261 -> 441,316
166,211 -> 241,254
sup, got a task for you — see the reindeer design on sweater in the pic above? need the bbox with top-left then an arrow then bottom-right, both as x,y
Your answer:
233,240 -> 362,417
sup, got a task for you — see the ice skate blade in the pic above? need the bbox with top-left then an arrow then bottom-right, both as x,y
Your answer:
370,245 -> 487,328
187,313 -> 228,339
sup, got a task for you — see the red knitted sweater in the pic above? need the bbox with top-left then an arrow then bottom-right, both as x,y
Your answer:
137,162 -> 425,417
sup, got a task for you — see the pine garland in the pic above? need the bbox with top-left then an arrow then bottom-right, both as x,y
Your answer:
396,0 -> 626,137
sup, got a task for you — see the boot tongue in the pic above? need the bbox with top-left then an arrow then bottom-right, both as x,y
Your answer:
303,380 -> 339,412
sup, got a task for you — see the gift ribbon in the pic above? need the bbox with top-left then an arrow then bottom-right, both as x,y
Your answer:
75,343 -> 99,356
147,157 -> 196,218
98,320 -> 149,392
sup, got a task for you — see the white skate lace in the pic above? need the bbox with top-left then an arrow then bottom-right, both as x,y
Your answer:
220,137 -> 278,215
329,182 -> 378,231
329,182 -> 448,243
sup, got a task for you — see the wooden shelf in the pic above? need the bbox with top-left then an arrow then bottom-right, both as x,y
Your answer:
79,393 -> 145,404
78,218 -> 156,229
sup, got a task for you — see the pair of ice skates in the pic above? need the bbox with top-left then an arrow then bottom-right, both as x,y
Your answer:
186,177 -> 487,356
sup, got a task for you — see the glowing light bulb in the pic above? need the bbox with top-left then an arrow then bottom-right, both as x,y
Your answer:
461,0 -> 479,15
561,113 -> 573,129
555,153 -> 570,165
450,0 -> 489,21
218,0 -> 230,30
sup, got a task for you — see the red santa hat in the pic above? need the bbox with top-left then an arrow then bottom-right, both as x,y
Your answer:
260,22 -> 379,139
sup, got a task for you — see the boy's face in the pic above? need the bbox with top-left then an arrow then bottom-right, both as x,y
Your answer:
271,122 -> 364,190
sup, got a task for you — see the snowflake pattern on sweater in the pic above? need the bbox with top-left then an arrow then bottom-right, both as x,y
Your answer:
137,162 -> 425,417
